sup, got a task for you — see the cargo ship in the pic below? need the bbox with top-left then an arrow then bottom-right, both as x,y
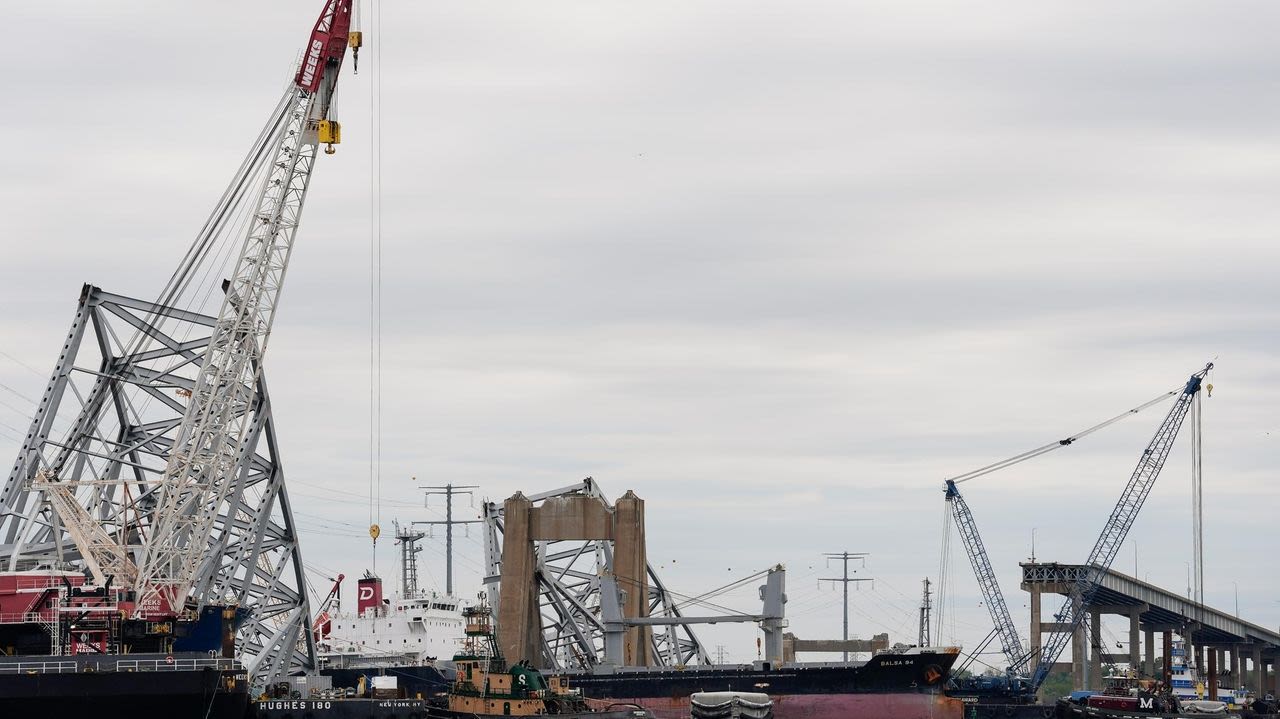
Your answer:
317,567 -> 962,719
328,642 -> 963,719
0,568 -> 249,719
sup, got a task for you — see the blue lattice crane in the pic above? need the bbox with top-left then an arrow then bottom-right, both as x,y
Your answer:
945,480 -> 1028,675
1028,363 -> 1213,690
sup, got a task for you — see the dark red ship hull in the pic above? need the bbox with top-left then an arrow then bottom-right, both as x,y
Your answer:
563,650 -> 965,719
598,691 -> 960,719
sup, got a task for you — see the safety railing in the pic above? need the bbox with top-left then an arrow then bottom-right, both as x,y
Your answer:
115,657 -> 242,672
0,661 -> 78,674
0,612 -> 53,625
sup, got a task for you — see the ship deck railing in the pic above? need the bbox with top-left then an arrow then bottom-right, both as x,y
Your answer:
0,660 -> 78,674
115,657 -> 243,672
0,611 -> 53,624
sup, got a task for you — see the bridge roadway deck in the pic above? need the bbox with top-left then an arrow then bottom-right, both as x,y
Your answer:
1023,562 -> 1280,647
1022,562 -> 1280,694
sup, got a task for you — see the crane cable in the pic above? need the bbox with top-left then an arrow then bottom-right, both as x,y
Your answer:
367,0 -> 384,572
946,388 -> 1180,485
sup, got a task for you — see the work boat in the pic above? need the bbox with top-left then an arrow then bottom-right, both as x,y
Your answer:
430,605 -> 654,719
1165,639 -> 1248,709
1056,672 -> 1241,719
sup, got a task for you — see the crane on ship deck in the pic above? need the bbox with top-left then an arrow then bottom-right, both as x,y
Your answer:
938,363 -> 1213,694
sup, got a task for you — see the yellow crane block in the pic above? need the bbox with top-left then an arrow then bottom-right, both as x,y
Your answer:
318,119 -> 341,154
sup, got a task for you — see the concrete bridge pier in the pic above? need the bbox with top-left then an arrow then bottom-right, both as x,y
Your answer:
1209,649 -> 1219,700
1144,630 -> 1155,677
1089,612 -> 1103,690
1254,645 -> 1264,695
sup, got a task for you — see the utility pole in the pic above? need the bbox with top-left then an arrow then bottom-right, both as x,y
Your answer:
819,551 -> 871,661
919,578 -> 932,648
415,484 -> 480,596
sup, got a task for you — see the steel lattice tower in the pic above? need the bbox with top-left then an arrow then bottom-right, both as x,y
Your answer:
0,286 -> 315,684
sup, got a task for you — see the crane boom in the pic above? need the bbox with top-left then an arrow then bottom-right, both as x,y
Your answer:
128,0 -> 355,617
945,480 -> 1027,674
1029,363 -> 1213,689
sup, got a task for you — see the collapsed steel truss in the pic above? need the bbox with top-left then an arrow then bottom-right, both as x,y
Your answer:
482,478 -> 710,669
0,285 -> 313,684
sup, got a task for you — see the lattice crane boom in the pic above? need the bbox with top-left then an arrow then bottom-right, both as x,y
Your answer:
127,0 -> 355,617
945,479 -> 1027,675
1029,363 -> 1213,690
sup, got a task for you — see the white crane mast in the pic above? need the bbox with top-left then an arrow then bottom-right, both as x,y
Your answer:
132,90 -> 317,614
131,1 -> 354,616
21,0 -> 356,616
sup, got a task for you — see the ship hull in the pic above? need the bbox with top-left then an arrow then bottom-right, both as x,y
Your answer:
563,651 -> 962,719
0,664 -> 248,719
321,651 -> 963,719
252,698 -> 654,719
587,691 -> 959,719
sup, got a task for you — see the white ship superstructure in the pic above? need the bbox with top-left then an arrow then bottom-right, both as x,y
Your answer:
317,573 -> 465,668
1167,638 -> 1248,708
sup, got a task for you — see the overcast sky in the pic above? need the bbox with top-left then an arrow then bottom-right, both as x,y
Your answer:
2,1 -> 1278,665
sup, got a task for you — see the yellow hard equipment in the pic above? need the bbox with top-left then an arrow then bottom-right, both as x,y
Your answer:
318,119 -> 341,155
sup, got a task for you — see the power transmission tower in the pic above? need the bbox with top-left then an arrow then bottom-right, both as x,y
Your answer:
394,521 -> 426,598
415,484 -> 480,595
919,578 -> 932,647
819,551 -> 871,661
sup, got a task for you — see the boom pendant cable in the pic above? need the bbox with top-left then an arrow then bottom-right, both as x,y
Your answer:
947,388 -> 1180,485
367,0 -> 384,572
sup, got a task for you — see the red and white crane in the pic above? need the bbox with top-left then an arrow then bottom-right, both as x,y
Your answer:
37,0 -> 358,621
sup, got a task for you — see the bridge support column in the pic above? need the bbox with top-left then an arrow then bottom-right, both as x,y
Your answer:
1233,647 -> 1244,688
1254,646 -> 1264,695
1029,586 -> 1042,669
1163,632 -> 1173,685
1089,612 -> 1103,690
1209,648 -> 1218,700
1128,609 -> 1140,670
1144,630 -> 1155,677
1072,595 -> 1087,691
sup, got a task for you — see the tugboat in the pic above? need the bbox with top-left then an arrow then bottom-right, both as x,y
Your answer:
1055,672 -> 1239,719
431,604 -> 653,719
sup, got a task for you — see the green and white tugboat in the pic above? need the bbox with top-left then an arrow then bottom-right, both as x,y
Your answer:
430,605 -> 652,719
